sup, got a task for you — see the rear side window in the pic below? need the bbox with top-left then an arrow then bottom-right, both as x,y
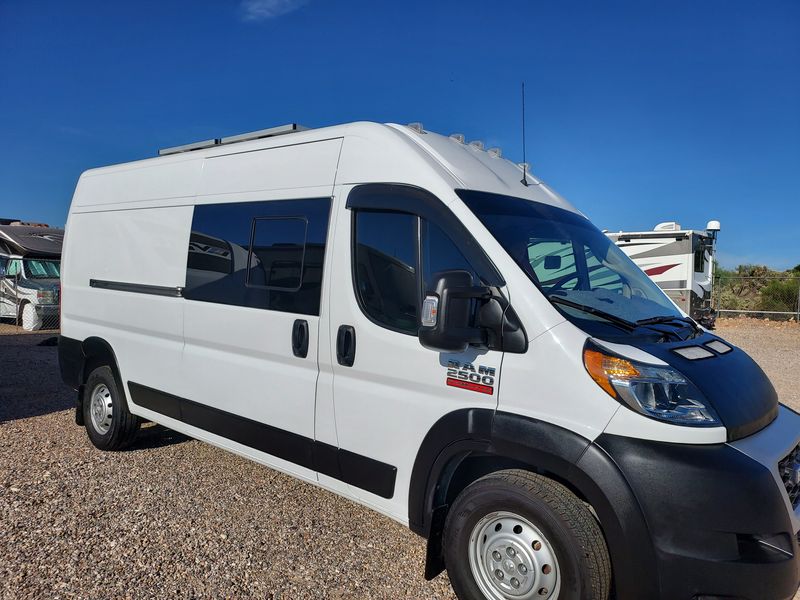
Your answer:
247,217 -> 306,291
185,198 -> 331,316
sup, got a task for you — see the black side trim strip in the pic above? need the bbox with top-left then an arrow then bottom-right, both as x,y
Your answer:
89,279 -> 183,298
128,382 -> 397,499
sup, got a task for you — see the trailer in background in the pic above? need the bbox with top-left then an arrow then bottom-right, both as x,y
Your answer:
606,220 -> 720,328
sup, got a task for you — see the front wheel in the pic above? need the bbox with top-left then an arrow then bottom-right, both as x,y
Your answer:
444,470 -> 611,600
20,302 -> 42,331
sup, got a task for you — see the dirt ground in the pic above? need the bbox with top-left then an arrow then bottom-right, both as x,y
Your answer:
0,319 -> 798,600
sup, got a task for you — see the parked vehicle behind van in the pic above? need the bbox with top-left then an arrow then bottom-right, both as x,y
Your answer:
0,224 -> 63,330
59,122 -> 800,600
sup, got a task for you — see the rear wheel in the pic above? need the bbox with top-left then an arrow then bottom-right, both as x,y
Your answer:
444,470 -> 611,600
83,366 -> 140,450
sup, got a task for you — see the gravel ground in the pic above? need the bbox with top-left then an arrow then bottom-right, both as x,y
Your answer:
1,320 -> 798,600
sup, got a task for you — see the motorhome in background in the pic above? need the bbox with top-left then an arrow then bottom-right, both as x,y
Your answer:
606,220 -> 720,327
0,221 -> 63,330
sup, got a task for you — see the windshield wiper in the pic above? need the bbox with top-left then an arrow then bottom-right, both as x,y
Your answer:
635,315 -> 701,339
548,295 -> 636,332
636,315 -> 699,330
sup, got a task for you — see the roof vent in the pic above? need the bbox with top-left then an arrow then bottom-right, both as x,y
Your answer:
654,222 -> 681,232
487,147 -> 502,158
468,140 -> 484,150
407,122 -> 424,134
449,133 -> 465,144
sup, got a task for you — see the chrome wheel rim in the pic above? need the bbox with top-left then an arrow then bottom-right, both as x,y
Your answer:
89,384 -> 113,434
468,511 -> 560,600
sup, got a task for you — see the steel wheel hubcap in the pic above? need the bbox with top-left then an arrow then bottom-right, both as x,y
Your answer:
90,384 -> 113,434
468,511 -> 560,600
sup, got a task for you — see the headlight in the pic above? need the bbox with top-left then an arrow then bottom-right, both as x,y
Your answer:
37,290 -> 55,303
583,342 -> 720,427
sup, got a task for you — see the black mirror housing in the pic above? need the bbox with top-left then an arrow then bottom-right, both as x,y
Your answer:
418,270 -> 489,353
418,270 -> 529,354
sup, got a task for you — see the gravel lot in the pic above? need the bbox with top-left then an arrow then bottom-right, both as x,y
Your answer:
1,319 -> 798,600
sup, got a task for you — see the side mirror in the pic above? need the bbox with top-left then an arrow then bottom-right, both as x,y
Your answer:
418,270 -> 490,353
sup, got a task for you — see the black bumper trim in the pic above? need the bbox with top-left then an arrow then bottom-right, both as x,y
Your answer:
595,433 -> 800,599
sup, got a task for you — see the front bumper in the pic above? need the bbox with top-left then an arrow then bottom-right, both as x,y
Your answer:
595,405 -> 800,600
35,303 -> 59,316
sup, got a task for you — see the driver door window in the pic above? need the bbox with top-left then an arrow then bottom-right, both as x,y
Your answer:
352,212 -> 482,336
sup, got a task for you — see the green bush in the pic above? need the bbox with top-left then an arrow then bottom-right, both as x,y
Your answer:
758,277 -> 800,312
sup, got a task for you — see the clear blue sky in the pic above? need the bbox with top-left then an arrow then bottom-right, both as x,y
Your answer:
1,0 -> 797,269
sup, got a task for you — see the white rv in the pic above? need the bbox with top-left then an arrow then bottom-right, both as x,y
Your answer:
59,122 -> 799,600
606,221 -> 720,327
0,223 -> 63,330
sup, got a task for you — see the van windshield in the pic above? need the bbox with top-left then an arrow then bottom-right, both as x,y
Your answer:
23,259 -> 61,279
457,190 -> 682,333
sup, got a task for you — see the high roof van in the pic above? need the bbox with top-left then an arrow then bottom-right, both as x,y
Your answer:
59,122 -> 800,600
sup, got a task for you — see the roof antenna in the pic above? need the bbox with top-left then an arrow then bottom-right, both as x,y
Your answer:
520,81 -> 529,186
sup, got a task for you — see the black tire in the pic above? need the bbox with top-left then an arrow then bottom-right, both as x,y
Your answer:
82,365 -> 140,450
444,469 -> 611,600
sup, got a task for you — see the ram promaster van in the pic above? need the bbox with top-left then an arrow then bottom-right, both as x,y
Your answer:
59,122 -> 800,600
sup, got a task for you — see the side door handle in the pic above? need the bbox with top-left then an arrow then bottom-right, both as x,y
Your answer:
336,325 -> 356,367
292,319 -> 309,358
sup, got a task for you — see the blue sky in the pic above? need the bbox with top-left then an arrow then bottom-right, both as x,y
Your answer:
0,0 -> 797,269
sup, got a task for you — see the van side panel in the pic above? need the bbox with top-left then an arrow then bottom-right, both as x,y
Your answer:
74,160 -> 202,207
202,139 -> 342,195
61,206 -> 191,395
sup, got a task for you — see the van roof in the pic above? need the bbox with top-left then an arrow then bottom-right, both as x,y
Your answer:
75,121 -> 580,214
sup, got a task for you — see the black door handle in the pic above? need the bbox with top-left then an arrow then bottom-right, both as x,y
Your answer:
292,319 -> 309,358
336,325 -> 356,367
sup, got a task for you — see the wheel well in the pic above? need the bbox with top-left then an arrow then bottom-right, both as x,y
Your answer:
440,453 -> 589,510
17,299 -> 29,319
81,337 -> 121,385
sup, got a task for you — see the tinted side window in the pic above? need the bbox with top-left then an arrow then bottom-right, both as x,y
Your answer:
353,211 -> 418,334
247,217 -> 306,291
185,198 -> 331,316
421,220 -> 479,292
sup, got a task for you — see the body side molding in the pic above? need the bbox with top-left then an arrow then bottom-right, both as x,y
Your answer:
89,279 -> 184,297
128,382 -> 397,499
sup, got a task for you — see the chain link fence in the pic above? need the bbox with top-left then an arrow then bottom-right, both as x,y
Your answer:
0,274 -> 61,335
714,275 -> 800,321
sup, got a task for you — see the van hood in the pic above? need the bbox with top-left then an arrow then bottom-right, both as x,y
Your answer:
18,278 -> 60,292
630,332 -> 779,441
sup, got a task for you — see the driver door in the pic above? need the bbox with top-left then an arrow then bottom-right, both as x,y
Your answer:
322,185 -> 505,520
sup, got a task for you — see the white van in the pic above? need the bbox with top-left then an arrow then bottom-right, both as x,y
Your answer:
59,122 -> 800,600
